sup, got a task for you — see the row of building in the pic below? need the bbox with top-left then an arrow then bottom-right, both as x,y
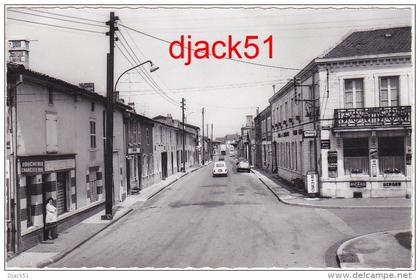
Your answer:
238,26 -> 412,199
5,60 -> 211,254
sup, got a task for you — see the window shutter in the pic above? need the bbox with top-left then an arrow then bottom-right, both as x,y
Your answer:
46,113 -> 58,152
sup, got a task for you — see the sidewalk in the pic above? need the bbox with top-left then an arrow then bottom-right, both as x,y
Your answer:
7,163 -> 209,269
252,168 -> 412,209
337,230 -> 412,268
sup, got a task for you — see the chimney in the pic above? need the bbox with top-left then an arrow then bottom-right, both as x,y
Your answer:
246,115 -> 253,127
256,107 -> 260,116
79,83 -> 95,92
166,114 -> 173,121
128,102 -> 136,112
8,38 -> 30,69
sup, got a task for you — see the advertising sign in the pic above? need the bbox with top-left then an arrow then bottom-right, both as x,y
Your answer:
306,171 -> 318,194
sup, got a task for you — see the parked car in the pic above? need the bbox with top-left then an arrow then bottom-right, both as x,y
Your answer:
237,160 -> 251,173
213,161 -> 228,177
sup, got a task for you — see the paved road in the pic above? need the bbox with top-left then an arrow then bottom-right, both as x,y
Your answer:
52,158 -> 411,268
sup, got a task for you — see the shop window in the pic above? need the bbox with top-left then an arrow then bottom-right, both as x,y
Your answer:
343,138 -> 369,175
25,176 -> 33,227
379,76 -> 399,107
344,79 -> 364,108
379,137 -> 405,175
56,172 -> 69,215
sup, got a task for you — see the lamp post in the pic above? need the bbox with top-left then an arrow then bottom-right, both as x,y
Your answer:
102,60 -> 159,220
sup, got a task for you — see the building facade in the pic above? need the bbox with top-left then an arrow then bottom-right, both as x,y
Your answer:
124,111 -> 155,193
254,106 -> 272,171
6,63 -> 128,253
270,26 -> 412,198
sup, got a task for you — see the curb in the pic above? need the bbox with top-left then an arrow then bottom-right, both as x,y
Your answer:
36,208 -> 134,268
36,164 -> 207,268
252,170 -> 411,210
336,229 -> 411,268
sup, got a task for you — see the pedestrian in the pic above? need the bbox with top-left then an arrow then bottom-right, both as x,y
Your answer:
45,198 -> 57,240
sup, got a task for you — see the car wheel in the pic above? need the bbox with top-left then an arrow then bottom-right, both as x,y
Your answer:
247,170 -> 250,173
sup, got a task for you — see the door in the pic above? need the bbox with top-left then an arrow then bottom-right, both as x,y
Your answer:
138,154 -> 142,189
171,152 -> 174,175
56,172 -> 68,215
161,152 -> 168,179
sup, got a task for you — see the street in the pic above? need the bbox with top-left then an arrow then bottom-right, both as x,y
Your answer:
51,158 -> 411,268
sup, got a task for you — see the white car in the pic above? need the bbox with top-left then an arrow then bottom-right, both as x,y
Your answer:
213,161 -> 228,177
237,161 -> 251,173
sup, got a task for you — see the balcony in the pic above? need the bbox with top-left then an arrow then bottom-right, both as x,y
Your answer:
334,106 -> 411,129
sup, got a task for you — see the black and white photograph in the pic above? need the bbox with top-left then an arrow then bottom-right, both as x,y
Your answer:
3,1 -> 416,276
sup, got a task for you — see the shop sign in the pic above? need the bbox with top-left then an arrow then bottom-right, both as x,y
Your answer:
44,159 -> 75,172
128,147 -> 141,154
303,130 -> 317,138
321,140 -> 330,149
21,160 -> 44,173
350,181 -> 366,188
306,171 -> 318,194
383,182 -> 402,188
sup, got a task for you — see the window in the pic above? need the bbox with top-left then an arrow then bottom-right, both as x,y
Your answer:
91,102 -> 95,112
48,89 -> 54,105
267,117 -> 271,131
46,113 -> 58,153
344,79 -> 364,108
90,121 -> 96,149
343,138 -> 369,175
284,102 -> 288,119
146,128 -> 150,145
379,137 -> 405,174
279,105 -> 283,123
379,76 -> 399,107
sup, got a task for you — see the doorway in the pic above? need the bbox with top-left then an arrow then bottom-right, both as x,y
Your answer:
161,152 -> 168,179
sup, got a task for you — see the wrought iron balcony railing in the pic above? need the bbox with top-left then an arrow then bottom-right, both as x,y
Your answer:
334,106 -> 411,129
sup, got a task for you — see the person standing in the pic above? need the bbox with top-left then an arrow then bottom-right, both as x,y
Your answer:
45,198 -> 58,240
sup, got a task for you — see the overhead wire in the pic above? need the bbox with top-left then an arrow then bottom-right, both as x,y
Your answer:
115,41 -> 179,106
8,9 -> 106,28
7,17 -> 105,34
118,23 -> 301,70
116,26 -> 179,105
21,8 -> 104,23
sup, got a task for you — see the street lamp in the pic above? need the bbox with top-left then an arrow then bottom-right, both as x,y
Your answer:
114,60 -> 159,92
102,60 -> 159,220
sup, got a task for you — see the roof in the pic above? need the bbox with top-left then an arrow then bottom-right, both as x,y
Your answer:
153,115 -> 200,130
322,26 -> 411,59
7,63 -> 130,110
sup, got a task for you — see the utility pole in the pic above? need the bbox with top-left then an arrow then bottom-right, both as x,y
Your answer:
211,123 -> 213,160
206,123 -> 209,161
201,108 -> 205,165
181,98 -> 186,172
103,11 -> 118,220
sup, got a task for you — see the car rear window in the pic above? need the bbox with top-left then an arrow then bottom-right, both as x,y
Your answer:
215,163 -> 225,167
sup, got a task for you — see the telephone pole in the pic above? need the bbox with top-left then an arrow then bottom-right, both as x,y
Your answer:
103,11 -> 118,220
181,98 -> 186,172
201,108 -> 205,165
211,123 -> 213,160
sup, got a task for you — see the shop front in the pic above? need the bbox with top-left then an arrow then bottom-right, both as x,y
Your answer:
320,128 -> 412,198
17,154 -> 76,250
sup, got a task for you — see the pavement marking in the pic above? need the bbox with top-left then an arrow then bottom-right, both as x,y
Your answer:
315,208 -> 356,236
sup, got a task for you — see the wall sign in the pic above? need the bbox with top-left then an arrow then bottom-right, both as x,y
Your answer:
303,130 -> 317,138
21,160 -> 44,173
383,182 -> 402,188
350,181 -> 367,188
321,140 -> 331,149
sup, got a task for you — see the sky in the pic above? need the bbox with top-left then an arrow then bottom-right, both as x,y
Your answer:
6,5 -> 412,138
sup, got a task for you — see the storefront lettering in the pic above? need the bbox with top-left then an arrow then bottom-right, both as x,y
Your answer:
383,182 -> 402,188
